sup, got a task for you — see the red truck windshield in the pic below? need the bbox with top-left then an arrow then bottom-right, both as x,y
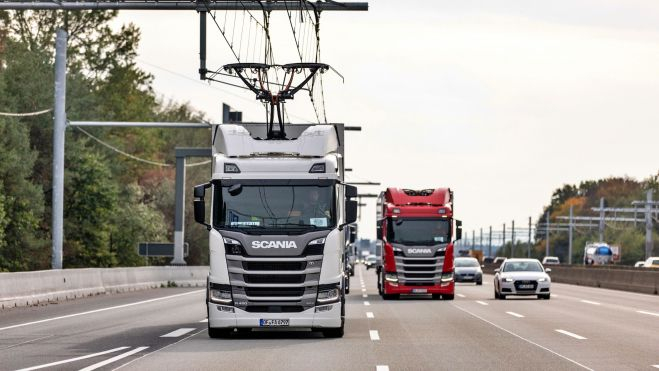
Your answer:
387,218 -> 451,245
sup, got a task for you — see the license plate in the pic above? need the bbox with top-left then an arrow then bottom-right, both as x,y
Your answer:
259,319 -> 289,327
412,288 -> 427,294
518,284 -> 534,289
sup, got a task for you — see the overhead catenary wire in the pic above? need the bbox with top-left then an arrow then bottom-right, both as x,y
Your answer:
0,108 -> 53,117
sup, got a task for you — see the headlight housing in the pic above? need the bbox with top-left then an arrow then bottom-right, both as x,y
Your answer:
317,288 -> 340,304
502,277 -> 513,282
308,237 -> 326,245
440,272 -> 454,283
223,237 -> 243,255
209,288 -> 233,304
538,277 -> 549,282
385,273 -> 398,283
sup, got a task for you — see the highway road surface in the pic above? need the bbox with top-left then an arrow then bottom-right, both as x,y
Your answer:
1,265 -> 658,371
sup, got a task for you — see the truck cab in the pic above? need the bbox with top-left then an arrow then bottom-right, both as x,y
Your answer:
375,188 -> 462,300
194,124 -> 357,338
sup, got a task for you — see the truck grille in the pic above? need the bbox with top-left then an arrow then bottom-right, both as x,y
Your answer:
226,255 -> 323,312
395,255 -> 444,285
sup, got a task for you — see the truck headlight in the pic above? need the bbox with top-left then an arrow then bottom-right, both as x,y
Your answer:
317,288 -> 340,304
308,237 -> 326,245
209,289 -> 233,304
440,272 -> 454,283
384,273 -> 398,283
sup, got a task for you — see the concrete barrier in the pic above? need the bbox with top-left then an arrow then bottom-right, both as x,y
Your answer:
0,266 -> 209,309
483,262 -> 658,295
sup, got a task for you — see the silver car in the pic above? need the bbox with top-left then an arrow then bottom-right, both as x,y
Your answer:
454,257 -> 483,285
494,259 -> 551,300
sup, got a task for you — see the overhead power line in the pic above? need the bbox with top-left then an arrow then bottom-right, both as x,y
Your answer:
0,108 -> 52,117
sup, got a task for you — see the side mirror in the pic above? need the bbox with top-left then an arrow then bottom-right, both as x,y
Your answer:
455,220 -> 463,241
345,184 -> 358,199
545,268 -> 552,273
193,183 -> 212,230
376,220 -> 383,240
345,200 -> 358,224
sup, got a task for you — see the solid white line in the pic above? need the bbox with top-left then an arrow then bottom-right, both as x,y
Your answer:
457,294 -> 466,298
506,311 -> 524,318
199,319 -> 208,323
555,329 -> 587,340
638,310 -> 659,317
376,366 -> 389,371
366,312 -> 374,318
364,301 -> 370,306
0,290 -> 204,332
651,365 -> 659,369
452,304 -> 593,371
580,300 -> 601,306
369,330 -> 380,341
362,294 -> 368,298
79,346 -> 149,371
476,300 -> 488,306
16,347 -> 129,371
161,328 -> 196,338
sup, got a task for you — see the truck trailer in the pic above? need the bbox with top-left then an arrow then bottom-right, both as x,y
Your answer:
375,188 -> 462,300
193,123 -> 357,338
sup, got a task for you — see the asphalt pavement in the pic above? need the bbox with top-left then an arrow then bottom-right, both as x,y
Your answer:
1,266 -> 658,371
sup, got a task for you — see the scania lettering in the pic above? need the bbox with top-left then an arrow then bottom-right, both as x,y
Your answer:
194,124 -> 357,338
375,188 -> 462,300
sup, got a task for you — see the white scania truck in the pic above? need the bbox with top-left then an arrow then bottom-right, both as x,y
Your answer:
194,123 -> 357,338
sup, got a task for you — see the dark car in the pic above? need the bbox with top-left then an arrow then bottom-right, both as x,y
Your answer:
454,257 -> 483,285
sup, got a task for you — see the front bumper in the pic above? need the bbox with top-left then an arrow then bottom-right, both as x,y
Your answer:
455,273 -> 482,282
383,281 -> 454,295
499,280 -> 551,295
208,302 -> 342,329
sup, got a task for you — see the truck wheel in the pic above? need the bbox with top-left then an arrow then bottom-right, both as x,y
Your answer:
476,280 -> 483,286
208,326 -> 233,338
442,294 -> 454,300
322,326 -> 344,338
432,294 -> 442,300
382,293 -> 399,300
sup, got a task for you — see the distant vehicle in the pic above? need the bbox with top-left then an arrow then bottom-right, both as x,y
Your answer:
493,257 -> 507,265
542,256 -> 560,265
454,257 -> 483,285
634,261 -> 646,268
458,249 -> 483,263
365,255 -> 377,270
493,258 -> 551,300
483,257 -> 494,264
584,243 -> 613,265
643,257 -> 659,268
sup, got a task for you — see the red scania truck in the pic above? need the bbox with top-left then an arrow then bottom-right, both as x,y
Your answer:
375,188 -> 462,300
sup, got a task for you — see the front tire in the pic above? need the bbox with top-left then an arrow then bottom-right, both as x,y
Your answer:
476,280 -> 483,286
208,326 -> 233,338
442,294 -> 454,300
538,294 -> 551,300
322,293 -> 345,338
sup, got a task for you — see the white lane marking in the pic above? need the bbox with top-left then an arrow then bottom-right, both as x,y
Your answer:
638,310 -> 659,317
506,311 -> 524,318
362,294 -> 368,298
16,347 -> 129,371
483,281 -> 489,285
366,312 -> 374,318
555,329 -> 587,340
457,294 -> 466,298
364,301 -> 371,306
476,300 -> 488,306
114,329 -> 205,371
361,288 -> 367,292
79,346 -> 149,371
651,365 -> 659,369
452,304 -> 594,371
161,328 -> 196,338
369,330 -> 380,341
580,300 -> 601,306
199,319 -> 208,323
0,290 -> 204,332
376,366 -> 389,371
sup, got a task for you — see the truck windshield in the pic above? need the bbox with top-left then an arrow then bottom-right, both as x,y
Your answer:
213,183 -> 336,232
387,218 -> 451,245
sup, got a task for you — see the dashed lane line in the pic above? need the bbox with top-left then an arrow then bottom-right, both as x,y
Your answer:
506,311 -> 524,318
366,312 -> 374,318
199,319 -> 208,323
79,347 -> 149,371
476,300 -> 489,306
369,330 -> 380,341
364,301 -> 371,306
16,347 -> 130,371
0,290 -> 204,332
580,300 -> 601,306
160,328 -> 196,338
457,294 -> 466,298
452,304 -> 594,371
555,329 -> 587,340
638,310 -> 659,317
362,294 -> 368,298
376,366 -> 389,371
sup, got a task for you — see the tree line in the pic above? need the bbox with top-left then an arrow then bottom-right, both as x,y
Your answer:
0,11 -> 212,271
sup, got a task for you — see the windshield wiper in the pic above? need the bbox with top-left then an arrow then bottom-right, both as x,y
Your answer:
273,223 -> 320,228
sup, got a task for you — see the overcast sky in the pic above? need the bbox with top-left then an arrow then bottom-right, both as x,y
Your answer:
115,0 -> 659,240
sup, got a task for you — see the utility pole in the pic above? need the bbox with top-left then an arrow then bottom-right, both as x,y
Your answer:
568,205 -> 574,265
511,220 -> 515,258
598,197 -> 605,242
472,230 -> 475,249
528,216 -> 532,258
479,228 -> 483,251
545,210 -> 550,257
502,223 -> 506,257
646,190 -> 654,260
52,29 -> 67,270
488,226 -> 492,258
